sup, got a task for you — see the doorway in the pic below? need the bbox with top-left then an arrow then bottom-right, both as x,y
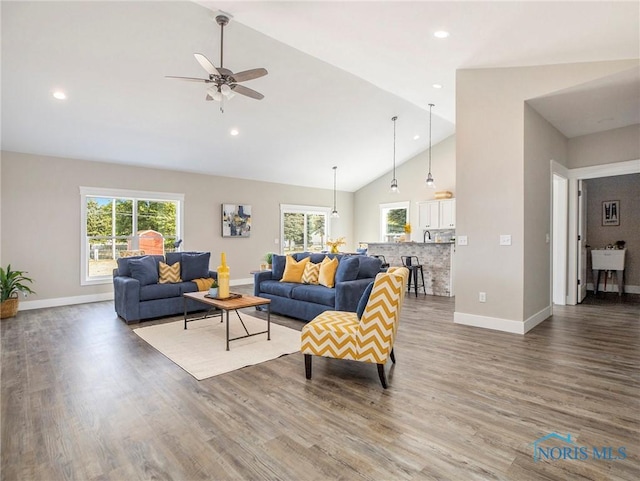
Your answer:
563,160 -> 639,305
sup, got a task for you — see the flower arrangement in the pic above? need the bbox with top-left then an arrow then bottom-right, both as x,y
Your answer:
404,223 -> 412,234
326,237 -> 346,254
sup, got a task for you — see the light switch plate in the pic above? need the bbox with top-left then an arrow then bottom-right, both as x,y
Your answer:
499,235 -> 512,246
458,236 -> 468,246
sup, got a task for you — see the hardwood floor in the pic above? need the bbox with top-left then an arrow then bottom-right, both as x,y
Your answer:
2,288 -> 638,481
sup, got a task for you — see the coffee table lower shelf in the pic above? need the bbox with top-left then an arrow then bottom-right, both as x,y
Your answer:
183,292 -> 271,351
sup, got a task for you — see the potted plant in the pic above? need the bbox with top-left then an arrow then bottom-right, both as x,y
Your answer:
208,279 -> 219,298
1,265 -> 36,319
264,253 -> 273,269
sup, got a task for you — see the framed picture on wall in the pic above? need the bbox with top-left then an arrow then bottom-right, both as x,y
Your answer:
221,204 -> 251,237
602,200 -> 620,226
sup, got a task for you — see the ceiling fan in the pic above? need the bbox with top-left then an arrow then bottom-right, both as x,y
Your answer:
166,13 -> 268,112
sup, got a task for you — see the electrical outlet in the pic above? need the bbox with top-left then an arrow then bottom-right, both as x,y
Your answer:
274,238 -> 279,244
458,235 -> 468,246
479,292 -> 486,302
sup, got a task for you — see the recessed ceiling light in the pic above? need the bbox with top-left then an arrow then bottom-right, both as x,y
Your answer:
433,30 -> 450,39
413,135 -> 420,140
230,128 -> 239,136
432,84 -> 443,89
52,91 -> 66,100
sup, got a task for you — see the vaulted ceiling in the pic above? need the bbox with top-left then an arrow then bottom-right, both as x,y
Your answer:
2,1 -> 638,191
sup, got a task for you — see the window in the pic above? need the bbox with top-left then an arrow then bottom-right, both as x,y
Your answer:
380,201 -> 409,242
280,205 -> 330,254
80,187 -> 184,285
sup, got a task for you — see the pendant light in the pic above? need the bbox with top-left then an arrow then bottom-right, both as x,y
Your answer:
426,103 -> 436,188
390,116 -> 399,193
331,166 -> 339,218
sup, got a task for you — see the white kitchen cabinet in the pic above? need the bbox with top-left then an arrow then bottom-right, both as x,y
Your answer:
418,199 -> 455,230
439,199 -> 456,228
419,201 -> 440,229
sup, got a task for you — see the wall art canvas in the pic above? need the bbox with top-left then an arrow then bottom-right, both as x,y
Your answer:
602,200 -> 620,226
222,204 -> 251,237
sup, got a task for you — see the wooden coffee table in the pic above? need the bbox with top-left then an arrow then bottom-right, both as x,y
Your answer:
183,292 -> 271,351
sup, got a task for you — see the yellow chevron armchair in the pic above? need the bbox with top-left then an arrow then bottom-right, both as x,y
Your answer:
301,267 -> 409,388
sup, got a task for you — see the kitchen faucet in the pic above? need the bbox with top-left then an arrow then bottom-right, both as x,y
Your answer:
423,230 -> 431,243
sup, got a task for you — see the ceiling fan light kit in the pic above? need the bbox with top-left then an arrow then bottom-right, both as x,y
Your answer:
167,12 -> 268,113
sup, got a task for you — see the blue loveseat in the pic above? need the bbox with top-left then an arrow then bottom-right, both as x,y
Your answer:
113,251 -> 217,324
253,253 -> 383,322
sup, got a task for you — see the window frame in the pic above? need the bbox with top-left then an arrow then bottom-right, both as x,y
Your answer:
379,201 -> 410,242
280,204 -> 331,254
80,187 -> 184,285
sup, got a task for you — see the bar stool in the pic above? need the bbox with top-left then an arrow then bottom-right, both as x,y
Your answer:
371,255 -> 390,269
401,256 -> 426,297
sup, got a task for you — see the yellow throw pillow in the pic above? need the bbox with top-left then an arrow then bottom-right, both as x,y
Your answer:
301,262 -> 320,285
159,261 -> 181,284
318,256 -> 339,288
281,256 -> 309,283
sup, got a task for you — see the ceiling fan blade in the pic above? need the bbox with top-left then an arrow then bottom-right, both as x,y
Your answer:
231,84 -> 264,100
194,53 -> 220,76
165,75 -> 210,83
230,68 -> 268,83
205,94 -> 214,101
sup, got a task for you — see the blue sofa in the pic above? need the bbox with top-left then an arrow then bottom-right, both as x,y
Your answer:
113,251 -> 217,324
253,253 -> 383,322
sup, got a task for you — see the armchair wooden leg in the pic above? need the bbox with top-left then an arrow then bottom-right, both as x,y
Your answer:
377,364 -> 388,389
304,354 -> 312,379
390,348 -> 396,364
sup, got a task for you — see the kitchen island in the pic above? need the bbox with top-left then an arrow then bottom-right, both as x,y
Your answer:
366,242 -> 455,297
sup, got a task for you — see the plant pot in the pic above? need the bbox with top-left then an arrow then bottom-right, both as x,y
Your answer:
208,288 -> 219,298
1,297 -> 19,319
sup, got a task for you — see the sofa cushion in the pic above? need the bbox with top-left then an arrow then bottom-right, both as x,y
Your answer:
159,261 -> 181,284
301,261 -> 320,285
291,285 -> 336,307
358,256 -> 383,279
260,280 -> 297,298
129,256 -> 159,286
117,254 -> 162,277
140,283 -> 181,301
178,281 -> 199,295
319,256 -> 339,288
181,252 -> 210,281
271,255 -> 286,281
281,256 -> 309,283
335,256 -> 360,283
356,281 -> 375,319
309,253 -> 328,264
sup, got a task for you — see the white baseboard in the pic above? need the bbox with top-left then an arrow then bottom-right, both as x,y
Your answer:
454,305 -> 552,335
586,283 -> 639,294
20,292 -> 114,311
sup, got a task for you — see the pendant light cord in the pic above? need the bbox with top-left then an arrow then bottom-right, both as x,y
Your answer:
392,116 -> 397,179
333,166 -> 337,213
428,104 -> 434,174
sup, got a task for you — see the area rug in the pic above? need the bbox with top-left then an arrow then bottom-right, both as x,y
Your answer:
133,314 -> 300,380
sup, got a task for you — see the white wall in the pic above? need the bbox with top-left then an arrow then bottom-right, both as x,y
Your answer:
523,104 -> 569,319
455,59 -> 638,333
568,124 -> 640,169
0,151 -> 353,305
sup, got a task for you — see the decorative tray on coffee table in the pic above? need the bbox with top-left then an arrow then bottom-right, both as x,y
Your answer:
204,292 -> 243,301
